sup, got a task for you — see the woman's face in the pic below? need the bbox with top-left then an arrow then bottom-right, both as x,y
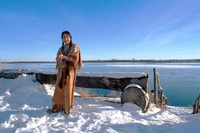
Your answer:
62,33 -> 71,45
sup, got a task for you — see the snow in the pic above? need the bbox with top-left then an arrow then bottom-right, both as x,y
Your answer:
0,69 -> 147,78
124,84 -> 143,90
0,74 -> 200,133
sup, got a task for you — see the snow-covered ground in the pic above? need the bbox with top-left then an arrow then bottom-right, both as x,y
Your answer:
0,74 -> 199,133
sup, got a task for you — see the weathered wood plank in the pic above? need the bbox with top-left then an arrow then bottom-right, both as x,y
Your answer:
76,75 -> 148,92
0,69 -> 148,92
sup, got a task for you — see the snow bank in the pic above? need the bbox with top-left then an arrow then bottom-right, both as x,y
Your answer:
0,74 -> 199,133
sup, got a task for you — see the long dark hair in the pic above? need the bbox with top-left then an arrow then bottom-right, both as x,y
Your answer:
61,31 -> 73,52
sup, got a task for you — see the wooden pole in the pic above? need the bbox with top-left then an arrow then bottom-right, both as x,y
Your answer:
153,68 -> 157,105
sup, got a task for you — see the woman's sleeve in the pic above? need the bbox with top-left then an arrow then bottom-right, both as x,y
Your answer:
57,47 -> 62,55
68,45 -> 82,71
56,47 -> 62,69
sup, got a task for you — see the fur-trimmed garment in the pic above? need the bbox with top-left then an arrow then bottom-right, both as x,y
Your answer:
52,43 -> 82,114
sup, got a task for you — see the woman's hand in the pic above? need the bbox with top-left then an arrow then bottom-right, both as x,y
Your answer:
57,54 -> 64,61
57,54 -> 71,61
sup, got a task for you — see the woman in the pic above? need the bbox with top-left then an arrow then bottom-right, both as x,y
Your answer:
48,31 -> 82,115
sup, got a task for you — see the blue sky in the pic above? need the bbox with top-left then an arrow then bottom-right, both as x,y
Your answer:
0,0 -> 200,61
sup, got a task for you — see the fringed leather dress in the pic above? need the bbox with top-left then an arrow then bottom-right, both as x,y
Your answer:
52,43 -> 82,115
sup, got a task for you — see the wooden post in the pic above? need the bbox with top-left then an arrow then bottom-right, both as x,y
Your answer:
198,94 -> 200,113
160,89 -> 163,108
153,68 -> 157,105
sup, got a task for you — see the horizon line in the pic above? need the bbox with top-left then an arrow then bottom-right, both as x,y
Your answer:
1,58 -> 200,63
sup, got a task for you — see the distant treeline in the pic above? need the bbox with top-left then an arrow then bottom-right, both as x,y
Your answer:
83,59 -> 200,63
4,59 -> 200,63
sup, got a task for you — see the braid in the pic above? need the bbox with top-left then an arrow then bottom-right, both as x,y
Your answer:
69,41 -> 72,49
61,42 -> 64,51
